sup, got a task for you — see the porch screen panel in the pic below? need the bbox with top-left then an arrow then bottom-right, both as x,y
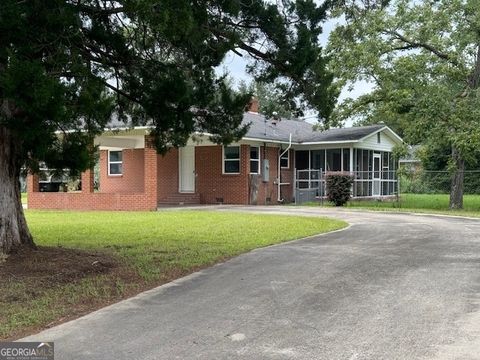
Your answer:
368,151 -> 373,179
362,150 -> 369,179
355,149 -> 361,172
326,149 -> 341,171
373,154 -> 380,179
295,151 -> 310,170
311,150 -> 325,170
343,149 -> 350,172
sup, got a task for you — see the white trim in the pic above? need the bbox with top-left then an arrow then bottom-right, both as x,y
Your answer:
372,153 -> 381,196
349,146 -> 354,173
298,140 -> 360,145
223,146 -> 241,174
249,146 -> 261,174
241,137 -> 294,145
103,126 -> 151,132
358,126 -> 403,144
55,126 -> 151,135
108,150 -> 123,176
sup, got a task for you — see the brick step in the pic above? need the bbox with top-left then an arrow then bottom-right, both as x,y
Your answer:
158,193 -> 200,205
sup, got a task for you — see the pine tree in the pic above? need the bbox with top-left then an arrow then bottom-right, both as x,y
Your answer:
0,0 -> 336,253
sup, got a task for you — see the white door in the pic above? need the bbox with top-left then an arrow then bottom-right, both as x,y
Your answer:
179,146 -> 195,193
372,154 -> 381,196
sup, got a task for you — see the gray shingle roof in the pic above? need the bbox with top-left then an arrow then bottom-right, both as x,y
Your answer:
243,112 -> 385,143
242,112 -> 313,142
104,111 -> 390,144
301,124 -> 385,143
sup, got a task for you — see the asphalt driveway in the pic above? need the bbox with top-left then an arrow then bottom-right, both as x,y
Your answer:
23,207 -> 480,359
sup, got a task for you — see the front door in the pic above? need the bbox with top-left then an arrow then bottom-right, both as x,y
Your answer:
179,146 -> 195,193
372,153 -> 381,196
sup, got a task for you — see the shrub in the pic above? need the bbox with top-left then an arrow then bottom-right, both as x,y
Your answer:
326,173 -> 354,206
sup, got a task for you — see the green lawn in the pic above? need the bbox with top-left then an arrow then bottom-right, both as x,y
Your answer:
28,210 -> 346,280
346,193 -> 480,216
1,210 -> 346,339
21,192 -> 27,204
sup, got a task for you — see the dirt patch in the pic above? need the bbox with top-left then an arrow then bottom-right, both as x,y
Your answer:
0,246 -> 118,284
0,246 -> 144,340
0,247 -> 229,341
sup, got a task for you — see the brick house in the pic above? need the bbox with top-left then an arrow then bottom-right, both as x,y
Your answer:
27,108 -> 403,210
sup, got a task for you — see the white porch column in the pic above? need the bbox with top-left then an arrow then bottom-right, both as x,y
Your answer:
349,146 -> 354,173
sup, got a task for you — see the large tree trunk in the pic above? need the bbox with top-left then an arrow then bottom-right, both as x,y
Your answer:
449,146 -> 464,210
0,126 -> 36,254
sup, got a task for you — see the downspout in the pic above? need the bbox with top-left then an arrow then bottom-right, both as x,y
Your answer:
277,133 -> 292,202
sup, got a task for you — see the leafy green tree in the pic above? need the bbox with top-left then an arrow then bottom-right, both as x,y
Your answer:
328,0 -> 480,208
0,0 -> 337,254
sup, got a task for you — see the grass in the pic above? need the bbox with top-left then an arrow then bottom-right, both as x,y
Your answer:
21,192 -> 27,204
1,210 -> 346,340
345,193 -> 480,217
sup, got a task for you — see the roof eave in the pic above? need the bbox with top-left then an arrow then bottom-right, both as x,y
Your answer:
298,140 -> 359,145
358,126 -> 403,144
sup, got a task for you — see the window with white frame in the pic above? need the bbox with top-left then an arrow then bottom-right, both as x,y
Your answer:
108,150 -> 123,175
280,149 -> 289,168
250,146 -> 260,174
223,146 -> 240,174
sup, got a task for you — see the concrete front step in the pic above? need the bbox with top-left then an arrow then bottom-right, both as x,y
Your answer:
158,193 -> 200,205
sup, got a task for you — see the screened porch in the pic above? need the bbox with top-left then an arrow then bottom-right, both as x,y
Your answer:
294,148 -> 398,202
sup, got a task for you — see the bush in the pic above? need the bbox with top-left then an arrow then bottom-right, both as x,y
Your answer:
326,173 -> 354,206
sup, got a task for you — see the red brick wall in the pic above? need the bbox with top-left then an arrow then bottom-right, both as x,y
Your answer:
99,149 -> 144,193
253,146 -> 277,205
28,192 -> 156,211
280,149 -> 294,203
196,145 -> 249,204
249,147 -> 294,205
28,136 -> 158,211
157,148 -> 179,201
28,141 -> 294,210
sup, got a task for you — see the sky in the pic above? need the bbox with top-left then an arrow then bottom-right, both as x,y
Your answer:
215,17 -> 374,127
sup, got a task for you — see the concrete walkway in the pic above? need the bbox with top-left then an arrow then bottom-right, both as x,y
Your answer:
23,207 -> 480,359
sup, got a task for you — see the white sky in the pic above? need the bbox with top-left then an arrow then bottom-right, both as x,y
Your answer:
216,18 -> 374,127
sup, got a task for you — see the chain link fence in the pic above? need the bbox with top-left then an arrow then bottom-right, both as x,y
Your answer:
399,170 -> 480,195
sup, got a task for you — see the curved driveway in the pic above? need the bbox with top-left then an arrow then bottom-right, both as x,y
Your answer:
24,207 -> 480,359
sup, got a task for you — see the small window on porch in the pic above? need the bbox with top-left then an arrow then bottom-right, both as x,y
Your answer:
280,150 -> 289,168
108,150 -> 123,176
250,146 -> 260,174
223,146 -> 240,174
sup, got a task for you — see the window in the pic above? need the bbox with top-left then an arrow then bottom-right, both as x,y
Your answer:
223,146 -> 240,174
108,150 -> 123,176
250,146 -> 260,174
280,149 -> 289,168
377,132 -> 381,143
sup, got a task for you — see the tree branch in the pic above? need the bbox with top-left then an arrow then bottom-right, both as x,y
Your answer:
384,30 -> 458,66
71,3 -> 125,15
102,81 -> 141,104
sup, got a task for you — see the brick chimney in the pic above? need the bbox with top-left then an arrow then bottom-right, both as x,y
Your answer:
247,97 -> 259,113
